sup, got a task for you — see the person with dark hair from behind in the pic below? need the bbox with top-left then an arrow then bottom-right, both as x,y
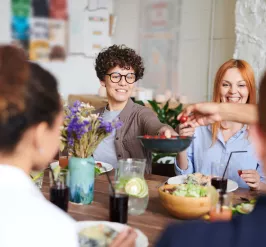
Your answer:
93,45 -> 177,173
156,72 -> 266,247
0,45 -> 136,247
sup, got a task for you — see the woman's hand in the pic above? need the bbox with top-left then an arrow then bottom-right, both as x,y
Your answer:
178,102 -> 257,125
110,227 -> 137,247
177,122 -> 196,137
177,102 -> 222,127
240,170 -> 260,190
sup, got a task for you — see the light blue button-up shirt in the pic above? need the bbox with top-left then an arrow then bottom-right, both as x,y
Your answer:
175,125 -> 265,188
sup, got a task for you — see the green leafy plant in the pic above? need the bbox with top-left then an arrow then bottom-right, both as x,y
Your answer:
135,100 -> 183,164
147,100 -> 182,129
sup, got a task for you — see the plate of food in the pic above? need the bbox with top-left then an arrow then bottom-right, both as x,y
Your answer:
76,221 -> 148,247
167,173 -> 238,192
95,161 -> 113,175
137,135 -> 194,153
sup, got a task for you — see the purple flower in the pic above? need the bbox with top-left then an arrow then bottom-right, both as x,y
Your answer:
68,136 -> 74,147
98,118 -> 113,133
114,120 -> 123,129
104,122 -> 113,133
69,101 -> 81,116
73,100 -> 81,108
67,116 -> 90,141
98,117 -> 123,133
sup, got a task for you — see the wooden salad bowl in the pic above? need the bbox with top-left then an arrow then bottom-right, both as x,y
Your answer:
158,184 -> 211,219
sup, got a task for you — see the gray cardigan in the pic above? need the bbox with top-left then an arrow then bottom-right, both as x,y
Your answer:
95,99 -> 168,174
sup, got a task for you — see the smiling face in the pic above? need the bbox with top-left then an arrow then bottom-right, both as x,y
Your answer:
101,66 -> 135,106
220,68 -> 249,104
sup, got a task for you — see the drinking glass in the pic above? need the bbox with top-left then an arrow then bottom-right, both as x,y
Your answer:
211,162 -> 228,193
30,170 -> 44,189
59,148 -> 69,169
49,169 -> 69,212
209,191 -> 232,222
109,181 -> 129,224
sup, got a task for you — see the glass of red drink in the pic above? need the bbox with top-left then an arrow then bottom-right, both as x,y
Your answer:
109,181 -> 129,224
211,162 -> 228,193
49,169 -> 69,212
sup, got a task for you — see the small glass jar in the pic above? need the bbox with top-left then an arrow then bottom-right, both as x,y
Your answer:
209,191 -> 232,222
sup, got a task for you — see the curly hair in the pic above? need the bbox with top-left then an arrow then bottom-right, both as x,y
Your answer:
95,44 -> 144,81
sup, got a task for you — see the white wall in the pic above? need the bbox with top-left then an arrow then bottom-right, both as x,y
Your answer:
234,0 -> 266,85
113,0 -> 140,51
114,0 -> 236,103
0,0 -> 11,44
39,57 -> 100,99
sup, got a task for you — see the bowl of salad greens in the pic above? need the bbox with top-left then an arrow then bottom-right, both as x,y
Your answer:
158,184 -> 211,219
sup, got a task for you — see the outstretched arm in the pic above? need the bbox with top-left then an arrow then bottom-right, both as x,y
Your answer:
178,103 -> 258,126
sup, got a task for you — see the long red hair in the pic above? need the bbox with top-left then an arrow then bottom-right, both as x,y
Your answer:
211,59 -> 256,144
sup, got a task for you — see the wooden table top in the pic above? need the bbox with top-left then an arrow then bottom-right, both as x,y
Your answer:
42,172 -> 259,246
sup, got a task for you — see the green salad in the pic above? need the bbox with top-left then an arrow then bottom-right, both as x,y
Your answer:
164,184 -> 208,198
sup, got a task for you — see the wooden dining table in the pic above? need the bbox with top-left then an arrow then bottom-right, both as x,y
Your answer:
41,171 -> 259,247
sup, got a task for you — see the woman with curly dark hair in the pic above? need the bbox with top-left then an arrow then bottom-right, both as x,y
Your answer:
93,45 -> 176,173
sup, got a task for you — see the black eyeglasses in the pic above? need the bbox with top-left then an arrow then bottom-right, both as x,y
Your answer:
106,72 -> 136,84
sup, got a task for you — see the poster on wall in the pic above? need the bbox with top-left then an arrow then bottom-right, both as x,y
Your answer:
68,0 -> 87,54
49,19 -> 66,48
50,0 -> 68,20
11,0 -> 31,51
68,0 -> 111,57
29,18 -> 49,61
32,0 -> 49,17
88,0 -> 109,10
139,0 -> 182,96
83,8 -> 110,57
12,0 -> 31,17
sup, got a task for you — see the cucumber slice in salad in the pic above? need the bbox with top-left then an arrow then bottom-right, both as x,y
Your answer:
236,203 -> 254,214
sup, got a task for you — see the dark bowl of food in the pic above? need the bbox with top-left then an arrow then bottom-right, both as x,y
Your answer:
137,135 -> 194,153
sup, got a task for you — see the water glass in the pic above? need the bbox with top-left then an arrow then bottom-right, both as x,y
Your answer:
49,169 -> 69,212
109,181 -> 129,224
211,162 -> 228,192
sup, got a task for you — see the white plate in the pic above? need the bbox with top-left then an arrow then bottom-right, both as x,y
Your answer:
95,161 -> 113,174
76,221 -> 148,247
167,175 -> 239,193
50,161 -> 113,174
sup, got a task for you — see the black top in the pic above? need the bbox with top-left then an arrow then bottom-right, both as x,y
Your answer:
156,196 -> 266,247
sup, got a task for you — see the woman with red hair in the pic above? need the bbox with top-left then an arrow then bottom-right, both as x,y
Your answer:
175,59 -> 265,190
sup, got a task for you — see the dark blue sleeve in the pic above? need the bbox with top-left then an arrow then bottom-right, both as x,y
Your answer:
156,220 -> 234,247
